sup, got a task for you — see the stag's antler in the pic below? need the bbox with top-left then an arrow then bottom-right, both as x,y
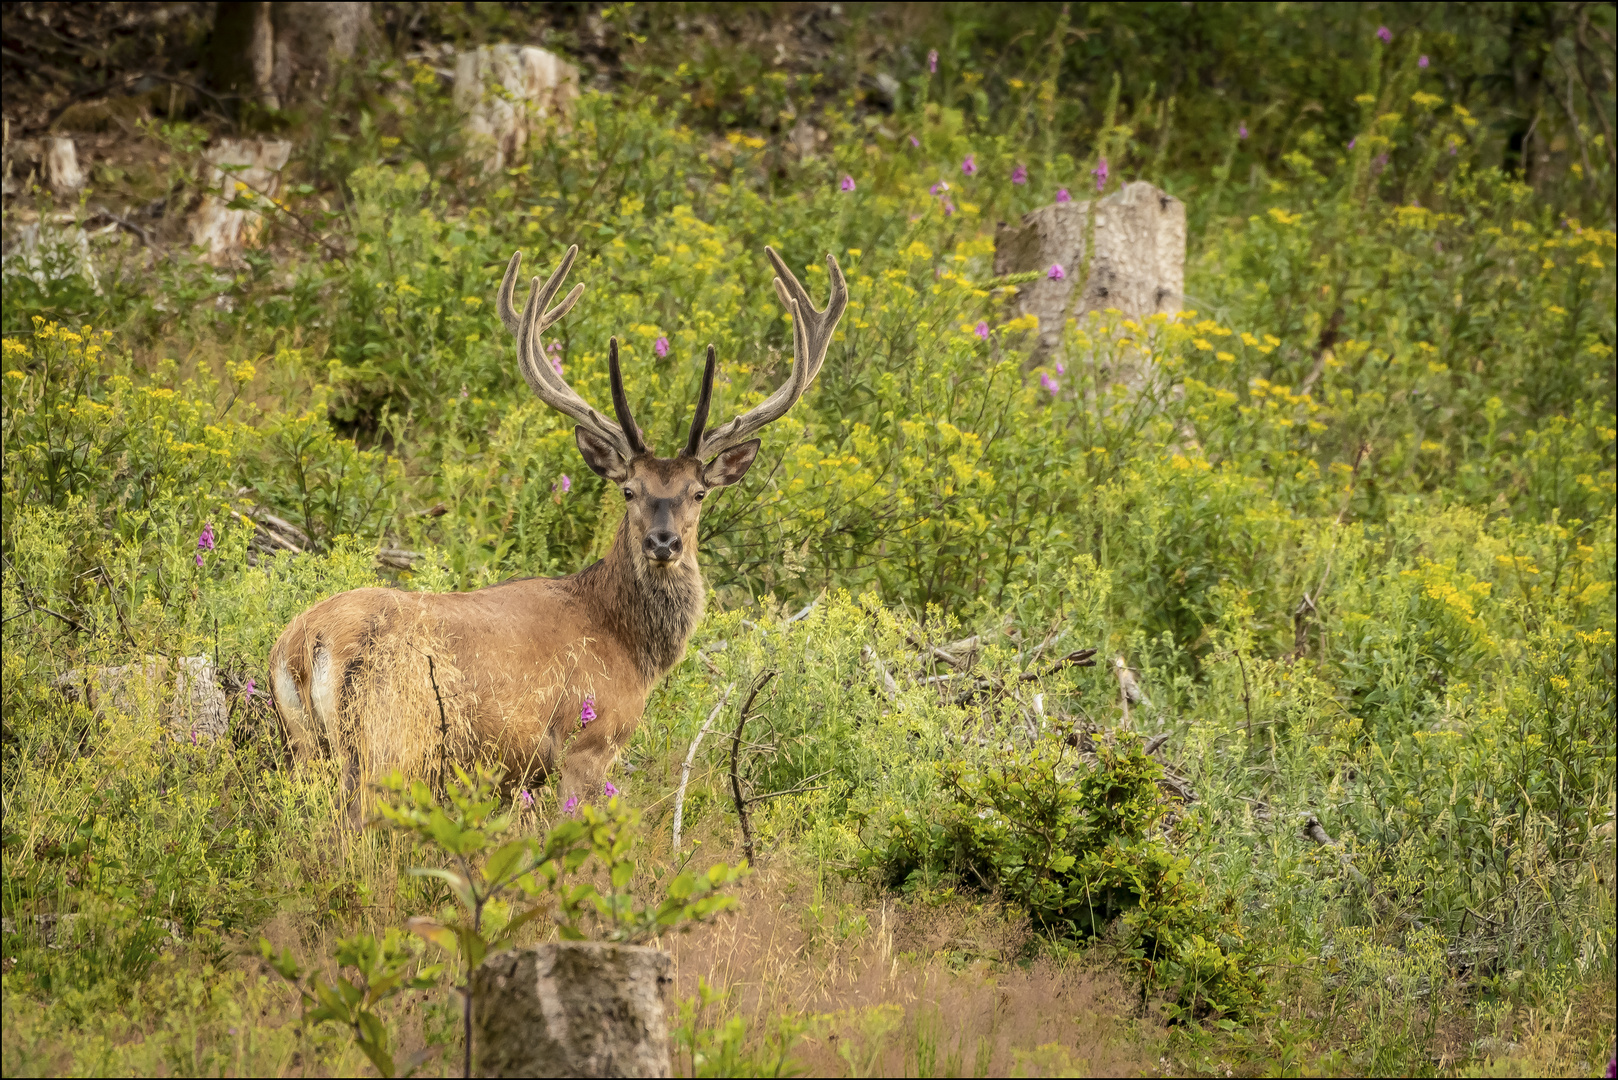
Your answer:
499,247 -> 645,459
690,247 -> 848,460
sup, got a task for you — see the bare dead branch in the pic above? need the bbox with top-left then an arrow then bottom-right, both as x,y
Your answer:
672,682 -> 734,851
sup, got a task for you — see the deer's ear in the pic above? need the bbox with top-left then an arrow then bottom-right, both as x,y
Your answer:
703,439 -> 760,488
576,427 -> 629,481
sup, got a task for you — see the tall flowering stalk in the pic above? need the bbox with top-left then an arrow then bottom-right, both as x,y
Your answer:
196,522 -> 216,567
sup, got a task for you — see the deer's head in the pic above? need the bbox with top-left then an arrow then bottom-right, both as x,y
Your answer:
498,245 -> 847,572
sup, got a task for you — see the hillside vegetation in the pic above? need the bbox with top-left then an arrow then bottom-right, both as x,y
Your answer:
2,4 -> 1614,1076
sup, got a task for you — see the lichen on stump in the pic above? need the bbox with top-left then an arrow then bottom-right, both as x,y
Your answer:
472,942 -> 673,1078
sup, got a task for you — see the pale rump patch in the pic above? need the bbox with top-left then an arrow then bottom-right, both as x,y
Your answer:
272,660 -> 305,728
309,645 -> 338,734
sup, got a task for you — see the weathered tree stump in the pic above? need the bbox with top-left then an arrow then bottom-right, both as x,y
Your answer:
209,2 -> 371,110
453,45 -> 578,173
55,655 -> 229,740
993,180 -> 1186,382
472,942 -> 673,1078
43,137 -> 85,195
188,137 -> 292,265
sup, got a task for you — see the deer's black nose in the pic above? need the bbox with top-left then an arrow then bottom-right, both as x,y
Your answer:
645,530 -> 681,561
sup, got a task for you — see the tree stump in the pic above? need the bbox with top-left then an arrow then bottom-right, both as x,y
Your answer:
54,655 -> 231,740
209,2 -> 371,110
43,137 -> 85,195
993,180 -> 1186,382
472,942 -> 673,1078
188,137 -> 292,265
453,45 -> 578,173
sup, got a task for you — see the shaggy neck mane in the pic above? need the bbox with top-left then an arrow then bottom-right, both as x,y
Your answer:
570,518 -> 705,682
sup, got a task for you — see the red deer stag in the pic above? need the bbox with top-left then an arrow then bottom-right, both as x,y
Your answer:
270,245 -> 847,813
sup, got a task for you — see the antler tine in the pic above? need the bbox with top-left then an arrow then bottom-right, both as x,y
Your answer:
697,248 -> 848,459
608,338 -> 647,455
499,246 -> 582,336
503,248 -> 633,459
684,344 -> 717,457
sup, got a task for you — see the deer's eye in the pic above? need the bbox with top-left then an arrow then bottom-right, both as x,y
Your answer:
622,487 -> 635,500
694,489 -> 707,501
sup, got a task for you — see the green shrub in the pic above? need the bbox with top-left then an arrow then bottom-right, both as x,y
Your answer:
863,733 -> 1263,1020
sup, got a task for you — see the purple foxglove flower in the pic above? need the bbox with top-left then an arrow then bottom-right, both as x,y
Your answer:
1348,137 -> 1356,150
198,523 -> 216,552
1055,188 -> 1071,203
1091,157 -> 1108,191
190,728 -> 199,745
654,336 -> 669,358
1047,263 -> 1066,281
1055,361 -> 1065,374
1040,372 -> 1058,395
603,780 -> 618,798
1011,163 -> 1027,184
1418,55 -> 1429,68
460,385 -> 469,398
841,174 -> 856,192
519,789 -> 535,810
580,697 -> 597,725
195,553 -> 204,567
975,321 -> 990,340
558,474 -> 571,494
928,49 -> 938,74
1238,123 -> 1249,140
244,678 -> 256,697
961,153 -> 976,176
909,135 -> 920,148
943,200 -> 955,216
563,794 -> 579,814
929,180 -> 948,196
1376,25 -> 1392,43
550,355 -> 564,376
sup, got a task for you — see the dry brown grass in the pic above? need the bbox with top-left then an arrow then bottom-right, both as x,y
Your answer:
664,857 -> 1162,1077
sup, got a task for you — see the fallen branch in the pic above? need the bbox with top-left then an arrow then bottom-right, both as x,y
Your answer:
376,547 -> 422,570
229,508 -> 302,554
89,204 -> 161,251
671,683 -> 734,852
949,648 -> 1098,706
1,599 -> 84,633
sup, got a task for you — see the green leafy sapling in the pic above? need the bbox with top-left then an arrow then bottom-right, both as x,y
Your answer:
259,930 -> 443,1078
